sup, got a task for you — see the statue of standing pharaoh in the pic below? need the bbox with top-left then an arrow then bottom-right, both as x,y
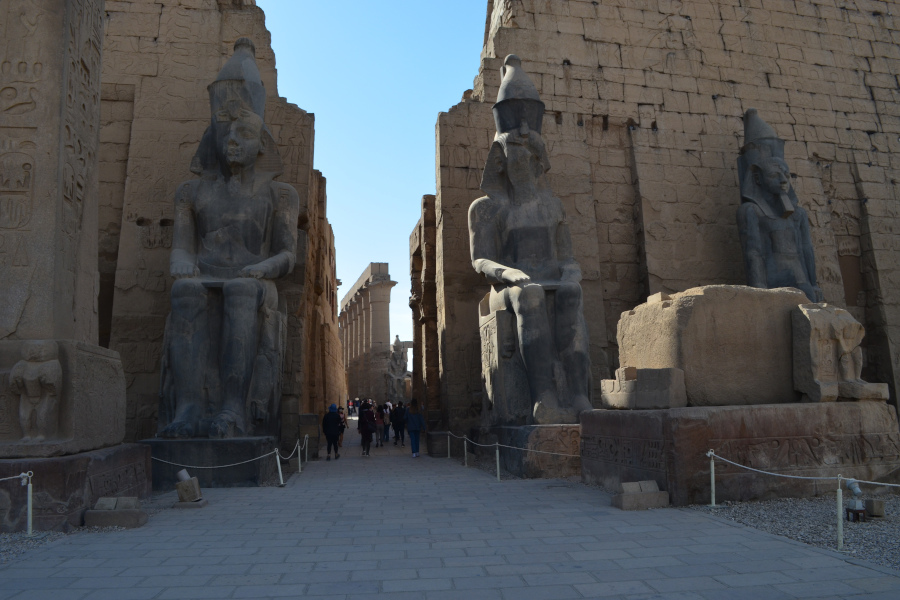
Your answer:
737,108 -> 823,302
157,39 -> 300,439
468,55 -> 592,425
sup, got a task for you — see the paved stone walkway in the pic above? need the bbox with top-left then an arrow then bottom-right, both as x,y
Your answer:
2,430 -> 900,599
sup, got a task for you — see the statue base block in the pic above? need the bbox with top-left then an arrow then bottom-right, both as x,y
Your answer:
483,425 -> 581,478
142,437 -> 277,490
581,402 -> 900,506
0,443 -> 151,532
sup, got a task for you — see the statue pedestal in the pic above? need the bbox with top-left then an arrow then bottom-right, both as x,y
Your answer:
581,402 -> 900,506
479,302 -> 532,427
482,425 -> 581,479
0,443 -> 151,532
142,437 -> 277,490
0,340 -> 126,458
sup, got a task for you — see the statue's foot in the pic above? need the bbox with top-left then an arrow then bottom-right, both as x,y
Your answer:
572,394 -> 593,414
533,396 -> 578,425
209,410 -> 245,439
19,435 -> 32,443
158,420 -> 197,439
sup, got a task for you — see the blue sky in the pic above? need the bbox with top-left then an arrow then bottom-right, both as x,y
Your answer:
257,0 -> 488,344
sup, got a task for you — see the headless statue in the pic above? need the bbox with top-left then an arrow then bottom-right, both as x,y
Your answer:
158,38 -> 299,439
468,55 -> 592,425
737,108 -> 823,302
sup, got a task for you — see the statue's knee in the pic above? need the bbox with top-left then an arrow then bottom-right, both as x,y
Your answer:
224,279 -> 263,307
556,282 -> 583,306
517,284 -> 546,313
171,279 -> 206,311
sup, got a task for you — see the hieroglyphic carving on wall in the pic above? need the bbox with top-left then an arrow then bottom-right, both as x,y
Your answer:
88,461 -> 148,498
581,434 -> 666,472
711,433 -> 900,474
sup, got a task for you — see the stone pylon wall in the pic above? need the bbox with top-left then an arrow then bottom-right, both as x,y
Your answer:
99,0 -> 344,444
338,263 -> 396,405
424,0 -> 900,435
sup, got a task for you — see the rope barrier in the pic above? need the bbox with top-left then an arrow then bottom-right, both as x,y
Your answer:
151,451 -> 278,470
0,471 -> 33,535
706,449 -> 900,552
0,471 -> 32,484
444,431 -> 580,457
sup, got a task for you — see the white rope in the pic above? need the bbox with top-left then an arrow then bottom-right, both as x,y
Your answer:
0,471 -> 32,484
446,432 -> 579,457
277,439 -> 301,461
708,451 -> 900,487
151,450 -> 277,470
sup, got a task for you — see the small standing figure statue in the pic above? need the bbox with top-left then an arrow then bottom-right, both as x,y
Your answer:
468,54 -> 592,425
10,340 -> 62,443
157,38 -> 300,439
737,108 -> 823,302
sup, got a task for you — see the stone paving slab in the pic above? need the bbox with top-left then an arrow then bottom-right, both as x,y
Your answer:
2,431 -> 900,599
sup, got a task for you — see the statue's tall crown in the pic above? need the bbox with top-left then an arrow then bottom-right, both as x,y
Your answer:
493,55 -> 545,134
208,38 -> 266,120
740,108 -> 784,159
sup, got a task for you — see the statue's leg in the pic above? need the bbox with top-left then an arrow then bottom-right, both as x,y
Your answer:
159,279 -> 209,438
34,391 -> 58,442
507,284 -> 565,422
555,282 -> 592,413
18,397 -> 34,442
210,278 -> 263,438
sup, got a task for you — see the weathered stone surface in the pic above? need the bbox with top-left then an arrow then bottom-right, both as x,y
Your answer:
0,340 -> 126,458
737,109 -> 823,303
156,39 -> 299,441
83,508 -> 147,528
0,443 -> 151,532
866,499 -> 885,518
581,403 -> 900,506
297,414 -> 320,460
338,263 -> 396,405
489,424 -> 581,479
601,367 -> 686,410
793,303 -> 890,402
142,437 -> 276,489
469,56 -> 593,425
419,0 -> 900,439
0,0 -> 103,344
618,285 -> 807,406
612,480 -> 670,510
386,335 -> 412,404
99,1 -> 344,447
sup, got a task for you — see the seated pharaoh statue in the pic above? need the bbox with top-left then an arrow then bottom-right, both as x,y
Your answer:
468,54 -> 592,425
157,38 -> 300,439
737,108 -> 823,302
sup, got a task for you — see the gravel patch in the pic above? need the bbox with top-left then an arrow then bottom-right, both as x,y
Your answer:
690,494 -> 900,572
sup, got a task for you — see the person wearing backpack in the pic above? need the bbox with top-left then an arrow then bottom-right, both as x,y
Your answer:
359,400 -> 376,457
392,401 -> 406,447
405,399 -> 425,458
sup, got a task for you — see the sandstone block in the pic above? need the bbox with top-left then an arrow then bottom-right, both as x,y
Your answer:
600,367 -> 686,410
618,285 -> 807,406
490,425 -> 581,479
792,303 -> 890,402
175,477 -> 201,503
83,508 -> 147,528
866,499 -> 885,517
611,479 -> 670,511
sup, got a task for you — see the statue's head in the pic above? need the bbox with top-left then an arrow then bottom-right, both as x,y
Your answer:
738,108 -> 796,218
191,38 -> 282,178
482,55 -> 550,199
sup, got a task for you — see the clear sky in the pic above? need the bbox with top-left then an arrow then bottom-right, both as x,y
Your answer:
257,0 -> 488,346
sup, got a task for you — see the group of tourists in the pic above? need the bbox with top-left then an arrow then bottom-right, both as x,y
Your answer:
323,398 -> 425,459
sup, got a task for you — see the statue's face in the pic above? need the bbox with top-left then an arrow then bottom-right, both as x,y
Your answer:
758,158 -> 791,195
213,105 -> 263,169
504,141 -> 544,189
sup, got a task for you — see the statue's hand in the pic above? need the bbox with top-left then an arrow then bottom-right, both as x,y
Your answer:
239,263 -> 271,279
500,269 -> 531,284
171,261 -> 198,279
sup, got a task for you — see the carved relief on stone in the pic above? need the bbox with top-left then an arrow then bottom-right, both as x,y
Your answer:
8,340 -> 62,442
792,303 -> 889,402
600,366 -> 687,410
0,140 -> 35,231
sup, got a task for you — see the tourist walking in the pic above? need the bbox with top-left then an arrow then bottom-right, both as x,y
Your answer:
338,406 -> 347,447
406,399 -> 425,457
382,402 -> 391,444
392,401 -> 406,447
374,404 -> 385,448
358,400 -> 376,456
321,404 -> 342,461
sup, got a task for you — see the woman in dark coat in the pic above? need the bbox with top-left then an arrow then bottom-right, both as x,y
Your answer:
321,404 -> 342,461
359,400 -> 376,457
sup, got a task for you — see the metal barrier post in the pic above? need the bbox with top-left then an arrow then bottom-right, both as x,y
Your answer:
708,450 -> 716,507
495,444 -> 501,482
27,475 -> 32,536
275,449 -> 285,487
447,434 -> 451,459
836,475 -> 843,551
464,438 -> 468,467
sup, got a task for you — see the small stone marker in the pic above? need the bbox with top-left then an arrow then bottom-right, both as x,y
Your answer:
174,471 -> 207,508
612,480 -> 669,511
83,497 -> 148,528
865,499 -> 885,518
